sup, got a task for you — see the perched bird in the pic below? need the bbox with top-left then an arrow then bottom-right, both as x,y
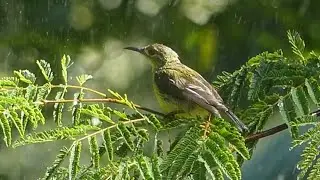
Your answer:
125,44 -> 248,132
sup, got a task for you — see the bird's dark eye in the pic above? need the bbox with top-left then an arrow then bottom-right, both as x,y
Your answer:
146,48 -> 157,56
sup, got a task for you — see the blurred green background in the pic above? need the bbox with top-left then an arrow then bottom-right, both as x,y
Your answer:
0,0 -> 319,179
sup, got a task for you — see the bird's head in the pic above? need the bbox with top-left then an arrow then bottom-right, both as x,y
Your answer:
125,44 -> 180,68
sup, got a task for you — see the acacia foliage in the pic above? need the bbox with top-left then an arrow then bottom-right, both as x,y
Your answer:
0,31 -> 319,179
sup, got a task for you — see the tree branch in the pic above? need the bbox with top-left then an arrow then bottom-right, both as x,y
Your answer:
245,123 -> 288,143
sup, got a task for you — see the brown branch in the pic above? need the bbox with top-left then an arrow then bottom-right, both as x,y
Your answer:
245,108 -> 320,143
42,98 -> 165,116
245,123 -> 288,143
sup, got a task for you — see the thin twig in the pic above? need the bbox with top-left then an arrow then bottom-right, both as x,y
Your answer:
245,123 -> 288,142
50,84 -> 107,97
42,98 -> 165,116
245,108 -> 320,142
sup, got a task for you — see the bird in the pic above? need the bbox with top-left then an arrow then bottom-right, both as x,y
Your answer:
124,43 -> 248,132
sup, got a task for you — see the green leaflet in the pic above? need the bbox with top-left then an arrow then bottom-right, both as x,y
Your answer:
53,91 -> 65,126
43,146 -> 70,180
0,77 -> 18,87
61,55 -> 73,84
14,70 -> 36,84
160,127 -> 202,180
71,92 -> 83,126
305,78 -> 320,105
117,122 -> 135,151
291,87 -> 309,116
229,67 -> 247,108
25,85 -> 37,101
35,83 -> 51,102
12,125 -> 100,148
292,125 -> 320,148
136,155 -> 154,180
205,132 -> 241,180
278,96 -> 299,138
88,136 -> 100,169
102,129 -> 113,161
191,159 -> 209,180
151,155 -> 162,180
287,30 -> 305,63
76,74 -> 93,86
69,142 -> 81,180
146,114 -> 162,130
36,60 -> 54,82
81,104 -> 114,124
211,118 -> 250,160
7,109 -> 24,137
115,162 -> 129,180
0,112 -> 12,147
307,158 -> 320,180
296,134 -> 320,179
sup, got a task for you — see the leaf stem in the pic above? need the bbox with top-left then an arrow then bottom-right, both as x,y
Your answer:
42,98 -> 165,116
75,118 -> 145,143
50,84 -> 106,97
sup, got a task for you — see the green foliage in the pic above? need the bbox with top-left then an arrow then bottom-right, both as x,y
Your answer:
287,30 -> 306,63
215,30 -> 320,179
43,146 -> 70,180
1,31 -> 320,179
12,125 -> 100,148
69,141 -> 81,179
36,60 -> 54,82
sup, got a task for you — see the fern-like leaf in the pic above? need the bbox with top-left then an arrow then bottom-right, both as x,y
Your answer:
305,78 -> 320,105
0,77 -> 18,87
61,55 -> 73,84
287,30 -> 305,62
69,142 -> 81,180
89,136 -> 100,169
204,132 -> 241,180
81,104 -> 114,124
12,125 -> 100,147
136,155 -> 154,180
307,158 -> 320,180
13,70 -> 36,84
53,91 -> 65,126
102,129 -> 113,161
296,134 -> 320,179
291,87 -> 309,116
278,96 -> 299,138
211,118 -> 250,160
43,146 -> 70,180
117,122 -> 135,151
76,74 -> 93,86
161,127 -> 202,180
72,93 -> 83,126
0,111 -> 12,146
151,155 -> 162,180
36,60 -> 54,82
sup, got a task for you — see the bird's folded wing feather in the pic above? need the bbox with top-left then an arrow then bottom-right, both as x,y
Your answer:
154,67 -> 227,112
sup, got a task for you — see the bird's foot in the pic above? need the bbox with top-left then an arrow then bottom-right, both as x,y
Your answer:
201,114 -> 212,138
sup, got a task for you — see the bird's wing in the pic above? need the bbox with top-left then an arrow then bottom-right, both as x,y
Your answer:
154,65 -> 227,112
155,66 -> 248,132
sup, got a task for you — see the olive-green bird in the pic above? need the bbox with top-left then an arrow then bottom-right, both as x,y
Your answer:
125,44 -> 248,132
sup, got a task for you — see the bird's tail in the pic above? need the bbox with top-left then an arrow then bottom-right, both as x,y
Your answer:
225,110 -> 248,133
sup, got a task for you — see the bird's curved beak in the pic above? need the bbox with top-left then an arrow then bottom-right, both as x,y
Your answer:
124,46 -> 144,54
